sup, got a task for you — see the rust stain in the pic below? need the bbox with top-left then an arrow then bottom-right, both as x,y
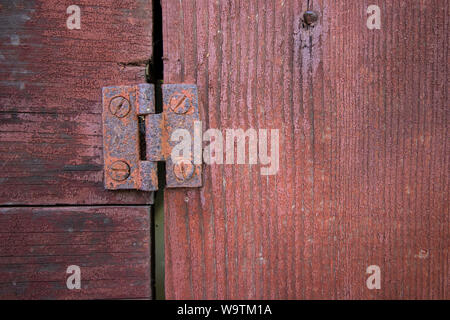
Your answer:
160,112 -> 171,159
103,83 -> 201,190
161,84 -> 202,188
102,84 -> 157,191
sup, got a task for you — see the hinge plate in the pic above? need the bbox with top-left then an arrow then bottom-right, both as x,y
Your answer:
102,83 -> 202,191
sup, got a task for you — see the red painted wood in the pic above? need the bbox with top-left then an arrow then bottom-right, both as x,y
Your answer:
163,0 -> 448,299
0,206 -> 151,299
0,1 -> 154,300
0,0 -> 153,205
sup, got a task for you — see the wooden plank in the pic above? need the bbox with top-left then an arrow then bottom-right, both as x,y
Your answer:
163,0 -> 448,299
0,206 -> 151,299
0,0 -> 153,204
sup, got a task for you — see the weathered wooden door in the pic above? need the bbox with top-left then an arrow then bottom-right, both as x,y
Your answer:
0,0 -> 154,299
1,0 -> 448,300
162,0 -> 448,299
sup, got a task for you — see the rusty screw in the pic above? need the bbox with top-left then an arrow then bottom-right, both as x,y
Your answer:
173,159 -> 195,181
303,10 -> 319,26
109,96 -> 131,118
109,160 -> 130,181
168,93 -> 191,114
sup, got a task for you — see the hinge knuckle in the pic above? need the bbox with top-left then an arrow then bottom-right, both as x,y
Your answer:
136,83 -> 155,115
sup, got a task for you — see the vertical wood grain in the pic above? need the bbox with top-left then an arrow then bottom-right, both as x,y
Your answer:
163,0 -> 448,299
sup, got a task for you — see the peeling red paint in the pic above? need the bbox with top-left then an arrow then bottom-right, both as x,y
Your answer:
0,206 -> 151,299
163,0 -> 449,300
0,0 -> 154,205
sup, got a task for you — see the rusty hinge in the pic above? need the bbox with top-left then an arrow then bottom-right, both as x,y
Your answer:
102,83 -> 202,191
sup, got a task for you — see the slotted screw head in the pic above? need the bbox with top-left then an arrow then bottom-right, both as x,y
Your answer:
303,10 -> 319,25
168,92 -> 191,114
109,96 -> 131,118
173,159 -> 195,181
109,160 -> 130,181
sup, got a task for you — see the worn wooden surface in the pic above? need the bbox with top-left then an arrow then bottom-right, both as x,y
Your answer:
163,0 -> 448,299
0,0 -> 153,204
0,206 -> 151,299
0,0 -> 154,300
